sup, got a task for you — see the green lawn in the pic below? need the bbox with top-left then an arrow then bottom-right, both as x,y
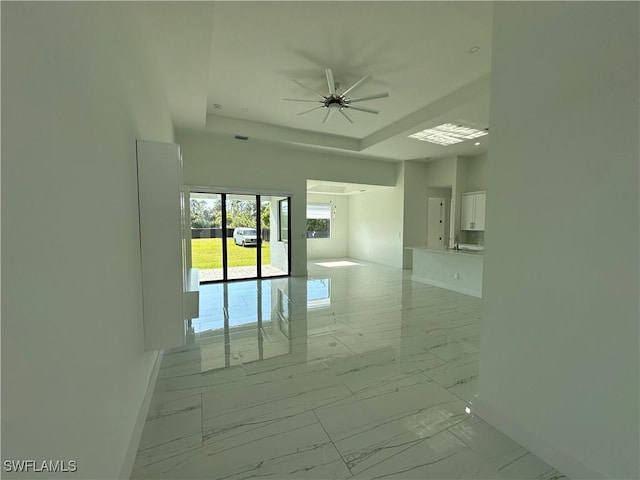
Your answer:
191,238 -> 271,269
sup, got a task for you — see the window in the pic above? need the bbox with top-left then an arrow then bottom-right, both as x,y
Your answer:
278,199 -> 288,242
307,278 -> 330,310
306,203 -> 331,239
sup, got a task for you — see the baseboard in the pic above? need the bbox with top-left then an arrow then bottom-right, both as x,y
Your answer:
411,274 -> 482,298
473,398 -> 605,480
119,350 -> 164,480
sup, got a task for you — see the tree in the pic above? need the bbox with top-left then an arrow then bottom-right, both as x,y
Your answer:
190,199 -> 220,228
191,198 -> 270,230
226,199 -> 256,228
261,203 -> 270,229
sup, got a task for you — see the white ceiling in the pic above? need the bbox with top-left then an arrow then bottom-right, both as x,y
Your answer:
307,179 -> 391,196
136,1 -> 493,162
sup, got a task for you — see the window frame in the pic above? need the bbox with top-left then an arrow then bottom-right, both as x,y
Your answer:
278,198 -> 288,243
306,203 -> 332,239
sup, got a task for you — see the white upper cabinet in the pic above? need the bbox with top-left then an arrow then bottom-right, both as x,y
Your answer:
461,191 -> 486,231
461,194 -> 476,230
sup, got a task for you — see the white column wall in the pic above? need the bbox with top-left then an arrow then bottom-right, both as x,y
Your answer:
402,161 -> 429,269
478,3 -> 639,479
2,3 -> 174,478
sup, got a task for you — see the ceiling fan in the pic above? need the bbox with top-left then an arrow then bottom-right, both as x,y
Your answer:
284,69 -> 389,124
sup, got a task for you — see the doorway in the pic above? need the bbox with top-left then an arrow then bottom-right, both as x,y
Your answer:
426,187 -> 452,249
188,190 -> 291,282
427,197 -> 446,249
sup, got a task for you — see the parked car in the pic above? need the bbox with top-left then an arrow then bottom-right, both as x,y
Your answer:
233,227 -> 258,247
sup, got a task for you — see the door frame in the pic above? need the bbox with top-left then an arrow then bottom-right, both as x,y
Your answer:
185,186 -> 292,283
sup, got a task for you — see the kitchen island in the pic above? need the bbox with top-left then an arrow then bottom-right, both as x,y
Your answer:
407,246 -> 484,298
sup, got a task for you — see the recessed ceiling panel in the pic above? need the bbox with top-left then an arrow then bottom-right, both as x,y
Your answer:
207,2 -> 492,137
140,1 -> 494,161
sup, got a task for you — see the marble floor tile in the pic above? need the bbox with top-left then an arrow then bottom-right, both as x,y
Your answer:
427,337 -> 481,362
448,375 -> 479,403
349,430 -> 499,479
423,352 -> 480,391
313,380 -> 464,456
132,413 -> 351,479
326,348 -> 445,396
133,394 -> 203,469
241,353 -> 329,380
320,395 -> 469,475
132,259 -> 565,480
306,332 -> 356,362
449,416 -> 567,479
201,371 -> 352,445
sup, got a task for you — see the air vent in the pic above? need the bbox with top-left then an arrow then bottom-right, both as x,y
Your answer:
234,135 -> 249,141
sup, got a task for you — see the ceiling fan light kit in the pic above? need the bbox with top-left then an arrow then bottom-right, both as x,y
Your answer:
284,69 -> 389,124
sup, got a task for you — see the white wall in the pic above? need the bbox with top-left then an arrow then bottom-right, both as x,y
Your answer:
177,130 -> 397,275
2,3 -> 174,479
455,154 -> 488,245
462,153 -> 488,192
401,161 -> 428,268
478,3 -> 639,479
424,157 -> 458,246
306,194 -> 348,260
348,164 -> 404,268
423,156 -> 457,186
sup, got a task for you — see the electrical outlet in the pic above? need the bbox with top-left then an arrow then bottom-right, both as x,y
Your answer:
454,272 -> 460,280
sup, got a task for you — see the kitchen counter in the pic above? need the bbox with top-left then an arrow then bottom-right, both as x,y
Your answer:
406,246 -> 484,256
407,246 -> 484,298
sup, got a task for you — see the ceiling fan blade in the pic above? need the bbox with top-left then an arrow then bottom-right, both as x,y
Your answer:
297,105 -> 325,116
325,68 -> 335,95
291,79 -> 326,99
347,92 -> 389,103
339,108 -> 354,124
322,108 -> 334,123
347,105 -> 379,114
341,74 -> 371,97
283,98 -> 324,103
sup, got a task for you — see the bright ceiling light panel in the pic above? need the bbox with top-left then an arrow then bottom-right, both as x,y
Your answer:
408,123 -> 488,146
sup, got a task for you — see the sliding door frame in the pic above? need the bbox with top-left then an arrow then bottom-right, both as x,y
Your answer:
186,186 -> 292,283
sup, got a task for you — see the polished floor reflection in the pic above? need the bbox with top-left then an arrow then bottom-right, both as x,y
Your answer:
131,259 -> 566,480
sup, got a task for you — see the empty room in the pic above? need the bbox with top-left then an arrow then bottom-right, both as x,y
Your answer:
2,2 -> 638,479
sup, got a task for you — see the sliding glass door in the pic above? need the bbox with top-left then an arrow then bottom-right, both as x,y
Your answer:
189,190 -> 290,283
261,196 -> 290,278
226,194 -> 258,280
190,192 -> 224,282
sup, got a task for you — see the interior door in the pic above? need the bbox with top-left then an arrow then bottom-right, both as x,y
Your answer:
427,197 -> 446,249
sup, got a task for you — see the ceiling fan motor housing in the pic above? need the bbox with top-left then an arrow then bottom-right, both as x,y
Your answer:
324,95 -> 346,109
